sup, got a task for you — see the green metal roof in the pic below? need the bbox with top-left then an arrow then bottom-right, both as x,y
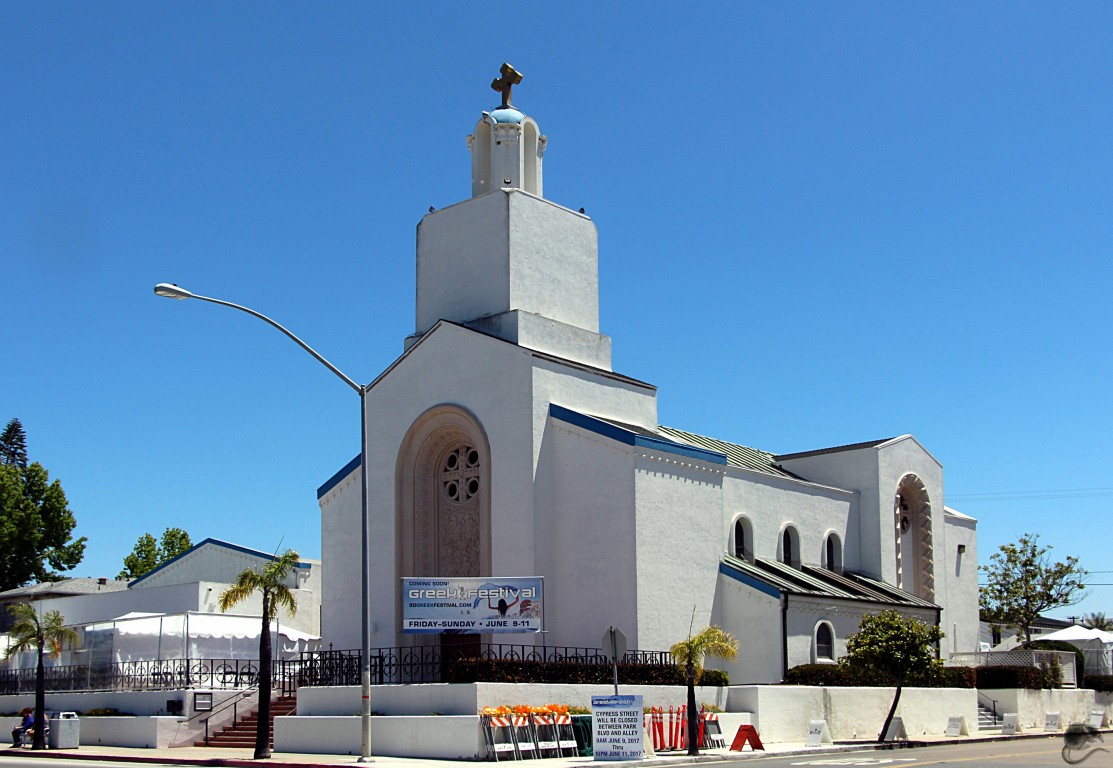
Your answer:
720,555 -> 939,610
657,425 -> 799,479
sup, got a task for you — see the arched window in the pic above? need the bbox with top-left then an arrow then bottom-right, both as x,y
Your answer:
731,517 -> 753,562
815,622 -> 835,662
824,532 -> 842,572
780,525 -> 799,567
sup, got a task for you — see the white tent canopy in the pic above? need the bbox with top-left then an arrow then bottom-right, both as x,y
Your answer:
81,611 -> 319,664
1039,625 -> 1113,677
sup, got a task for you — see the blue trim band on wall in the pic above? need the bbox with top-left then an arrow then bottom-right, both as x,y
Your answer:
317,453 -> 362,499
718,561 -> 782,598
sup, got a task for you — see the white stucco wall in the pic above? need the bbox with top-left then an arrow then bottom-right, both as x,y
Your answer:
981,688 -> 1098,731
537,422 -> 638,649
633,453 -> 724,652
320,322 -> 660,651
713,569 -> 783,683
727,685 -> 976,742
941,509 -> 979,653
415,190 -> 599,337
722,470 -> 856,568
294,682 -> 719,716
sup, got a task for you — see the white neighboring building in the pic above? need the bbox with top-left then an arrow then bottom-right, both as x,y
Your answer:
317,81 -> 980,683
0,538 -> 321,639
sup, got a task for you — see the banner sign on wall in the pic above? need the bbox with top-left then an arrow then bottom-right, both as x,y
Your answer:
401,577 -> 543,633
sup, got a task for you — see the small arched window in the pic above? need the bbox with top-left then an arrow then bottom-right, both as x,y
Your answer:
815,622 -> 835,662
732,517 -> 753,562
781,525 -> 799,567
824,532 -> 842,572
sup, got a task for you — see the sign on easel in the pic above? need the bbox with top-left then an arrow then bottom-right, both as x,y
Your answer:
945,715 -> 968,737
805,720 -> 832,746
729,725 -> 765,752
1001,713 -> 1019,735
883,716 -> 908,741
592,694 -> 644,761
1089,711 -> 1106,729
1045,712 -> 1061,731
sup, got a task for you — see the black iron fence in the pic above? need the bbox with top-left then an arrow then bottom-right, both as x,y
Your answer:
297,644 -> 675,686
0,658 -> 270,696
0,645 -> 675,694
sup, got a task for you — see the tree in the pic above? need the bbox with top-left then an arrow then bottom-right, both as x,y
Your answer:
1082,612 -> 1112,631
0,448 -> 86,591
5,603 -> 78,750
980,533 -> 1087,644
0,418 -> 28,468
670,625 -> 738,755
118,527 -> 193,579
843,609 -> 944,742
219,549 -> 299,760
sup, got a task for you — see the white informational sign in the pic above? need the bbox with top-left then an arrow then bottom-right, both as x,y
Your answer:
1001,713 -> 1019,735
401,577 -> 543,633
945,715 -> 968,737
883,716 -> 908,741
592,695 -> 644,761
1089,711 -> 1106,728
1045,712 -> 1061,731
805,720 -> 832,746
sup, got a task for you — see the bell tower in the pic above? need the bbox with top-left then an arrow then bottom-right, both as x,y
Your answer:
411,64 -> 612,370
467,63 -> 546,198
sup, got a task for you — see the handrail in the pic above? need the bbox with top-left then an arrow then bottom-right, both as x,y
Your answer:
976,691 -> 1000,725
198,688 -> 258,746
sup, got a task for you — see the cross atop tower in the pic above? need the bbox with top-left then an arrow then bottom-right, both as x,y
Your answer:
490,62 -> 523,109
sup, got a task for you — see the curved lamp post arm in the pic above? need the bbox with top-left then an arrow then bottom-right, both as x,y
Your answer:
153,283 -> 361,394
154,281 -> 373,761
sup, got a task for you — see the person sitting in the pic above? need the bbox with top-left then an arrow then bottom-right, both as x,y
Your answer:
11,708 -> 33,748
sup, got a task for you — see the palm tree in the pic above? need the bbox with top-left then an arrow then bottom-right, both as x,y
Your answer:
1083,612 -> 1113,631
219,549 -> 299,760
5,603 -> 78,750
670,625 -> 738,756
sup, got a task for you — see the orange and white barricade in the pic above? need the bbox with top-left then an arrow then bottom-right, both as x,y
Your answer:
511,715 -> 536,759
533,714 -> 560,758
482,715 -> 518,761
554,714 -> 578,757
701,711 -> 725,749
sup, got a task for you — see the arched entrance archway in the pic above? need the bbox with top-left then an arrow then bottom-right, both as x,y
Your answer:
396,406 -> 492,673
894,474 -> 934,601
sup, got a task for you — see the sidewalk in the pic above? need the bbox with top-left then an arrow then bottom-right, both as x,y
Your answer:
0,732 -> 1072,768
0,740 -> 901,768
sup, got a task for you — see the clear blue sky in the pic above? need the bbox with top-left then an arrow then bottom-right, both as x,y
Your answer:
3,3 -> 1110,621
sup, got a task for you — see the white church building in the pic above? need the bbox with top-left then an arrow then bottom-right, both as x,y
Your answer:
317,71 -> 979,685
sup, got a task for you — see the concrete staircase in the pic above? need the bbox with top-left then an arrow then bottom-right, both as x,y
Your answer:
197,696 -> 297,748
977,703 -> 1002,732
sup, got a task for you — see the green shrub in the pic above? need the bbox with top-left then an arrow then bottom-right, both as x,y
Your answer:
975,665 -> 1053,690
80,708 -> 135,717
442,657 -> 728,686
782,662 -> 975,688
782,663 -> 891,687
1084,675 -> 1113,692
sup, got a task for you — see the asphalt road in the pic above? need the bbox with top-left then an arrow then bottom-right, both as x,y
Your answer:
707,737 -> 1111,768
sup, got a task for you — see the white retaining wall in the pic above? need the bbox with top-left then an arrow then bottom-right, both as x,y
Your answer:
295,683 -> 726,716
727,686 -> 977,743
274,715 -> 484,759
0,689 -> 251,748
982,688 -> 1098,731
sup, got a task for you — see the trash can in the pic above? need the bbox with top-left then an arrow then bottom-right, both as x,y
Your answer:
571,714 -> 593,756
48,712 -> 79,749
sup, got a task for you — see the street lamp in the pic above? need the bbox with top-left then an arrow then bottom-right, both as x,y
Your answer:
154,283 -> 374,761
